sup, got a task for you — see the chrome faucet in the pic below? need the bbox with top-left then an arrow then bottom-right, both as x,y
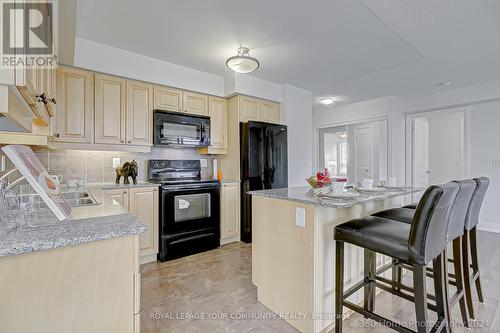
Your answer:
0,168 -> 26,190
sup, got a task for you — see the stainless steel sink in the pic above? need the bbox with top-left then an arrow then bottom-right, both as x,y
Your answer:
19,190 -> 100,208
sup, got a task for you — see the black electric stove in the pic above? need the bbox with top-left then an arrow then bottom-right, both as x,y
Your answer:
148,160 -> 220,262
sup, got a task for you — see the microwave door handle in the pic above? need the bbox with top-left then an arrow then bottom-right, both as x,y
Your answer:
200,123 -> 205,142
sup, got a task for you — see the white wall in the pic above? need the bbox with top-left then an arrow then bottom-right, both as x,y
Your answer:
314,80 -> 500,232
74,38 -> 225,96
313,96 -> 405,182
74,37 -> 285,102
469,101 -> 500,232
283,85 -> 313,187
225,74 -> 283,102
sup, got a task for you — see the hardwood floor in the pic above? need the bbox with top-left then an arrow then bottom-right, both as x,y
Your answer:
141,231 -> 500,332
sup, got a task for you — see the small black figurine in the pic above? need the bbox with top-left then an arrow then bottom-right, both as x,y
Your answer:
115,160 -> 138,185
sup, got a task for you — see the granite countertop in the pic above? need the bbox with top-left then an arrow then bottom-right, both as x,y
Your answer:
0,184 -> 151,258
97,182 -> 160,190
249,186 -> 421,208
0,213 -> 147,257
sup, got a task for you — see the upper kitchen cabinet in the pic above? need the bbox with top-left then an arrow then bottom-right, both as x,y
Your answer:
52,70 -> 152,152
261,100 -> 281,124
126,80 -> 153,146
94,74 -> 126,145
53,66 -> 94,143
199,96 -> 228,155
183,91 -> 209,116
153,85 -> 208,116
153,85 -> 183,112
1,0 -> 56,127
239,96 -> 281,124
239,96 -> 261,122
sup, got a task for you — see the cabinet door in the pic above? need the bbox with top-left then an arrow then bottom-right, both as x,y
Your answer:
208,96 -> 227,150
183,91 -> 208,116
129,187 -> 159,259
103,189 -> 129,211
239,96 -> 261,122
126,80 -> 153,146
54,67 -> 93,143
153,85 -> 182,112
261,101 -> 281,124
221,183 -> 240,242
95,74 -> 126,144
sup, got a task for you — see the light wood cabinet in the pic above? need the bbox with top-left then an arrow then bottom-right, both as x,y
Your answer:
53,66 -> 93,143
208,97 -> 227,150
239,96 -> 261,122
239,96 -> 281,124
129,187 -> 159,261
103,189 -> 129,211
220,182 -> 240,244
261,100 -> 281,123
0,235 -> 140,333
183,91 -> 208,116
94,74 -> 126,145
104,187 -> 159,264
126,80 -> 153,146
199,96 -> 228,155
153,85 -> 182,112
2,0 -> 56,126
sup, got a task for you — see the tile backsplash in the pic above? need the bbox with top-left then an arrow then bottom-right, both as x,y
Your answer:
25,147 -> 214,184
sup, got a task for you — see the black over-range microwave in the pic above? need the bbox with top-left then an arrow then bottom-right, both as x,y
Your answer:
154,110 -> 210,148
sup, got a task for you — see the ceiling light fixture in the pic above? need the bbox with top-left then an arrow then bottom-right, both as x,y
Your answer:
319,97 -> 335,105
226,47 -> 260,74
437,80 -> 452,87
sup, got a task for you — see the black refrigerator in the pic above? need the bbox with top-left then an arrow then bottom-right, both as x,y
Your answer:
240,121 -> 288,243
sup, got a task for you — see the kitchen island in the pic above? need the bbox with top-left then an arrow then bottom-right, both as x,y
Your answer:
250,186 -> 419,333
0,185 -> 149,333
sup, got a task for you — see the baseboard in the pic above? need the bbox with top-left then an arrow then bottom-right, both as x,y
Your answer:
477,221 -> 500,234
220,236 -> 240,245
139,253 -> 157,265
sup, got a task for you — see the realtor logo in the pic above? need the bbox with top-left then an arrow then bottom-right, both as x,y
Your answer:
1,1 -> 56,68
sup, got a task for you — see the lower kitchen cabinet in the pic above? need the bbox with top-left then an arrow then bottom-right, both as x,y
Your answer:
220,182 -> 240,244
104,187 -> 159,264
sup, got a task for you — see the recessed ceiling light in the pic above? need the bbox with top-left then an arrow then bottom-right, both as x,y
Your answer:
319,97 -> 335,105
226,47 -> 260,74
437,81 -> 452,87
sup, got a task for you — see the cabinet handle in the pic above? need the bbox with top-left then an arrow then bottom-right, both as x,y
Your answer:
123,191 -> 127,194
121,140 -> 125,143
54,133 -> 60,138
127,140 -> 132,143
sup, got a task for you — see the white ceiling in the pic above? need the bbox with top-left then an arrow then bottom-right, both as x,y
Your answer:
76,0 -> 500,105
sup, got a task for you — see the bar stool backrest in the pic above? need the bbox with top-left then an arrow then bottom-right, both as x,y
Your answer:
446,179 -> 477,242
464,177 -> 490,231
408,182 -> 459,265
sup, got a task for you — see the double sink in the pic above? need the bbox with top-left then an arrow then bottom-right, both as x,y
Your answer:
19,190 -> 100,208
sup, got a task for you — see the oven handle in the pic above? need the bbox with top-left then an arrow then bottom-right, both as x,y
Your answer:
162,183 -> 220,192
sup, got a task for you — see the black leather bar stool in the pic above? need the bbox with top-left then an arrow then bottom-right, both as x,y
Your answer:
372,179 -> 476,328
383,178 -> 489,320
334,182 -> 459,333
461,177 -> 489,319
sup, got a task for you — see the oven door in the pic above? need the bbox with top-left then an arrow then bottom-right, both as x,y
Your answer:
161,183 -> 220,234
154,111 -> 210,147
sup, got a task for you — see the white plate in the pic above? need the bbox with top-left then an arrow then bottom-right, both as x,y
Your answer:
321,192 -> 360,199
357,187 -> 386,192
382,185 -> 406,190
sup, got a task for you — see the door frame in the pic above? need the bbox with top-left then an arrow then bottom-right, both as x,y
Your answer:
405,107 -> 471,202
317,125 -> 348,176
353,123 -> 374,181
314,115 -> 390,175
